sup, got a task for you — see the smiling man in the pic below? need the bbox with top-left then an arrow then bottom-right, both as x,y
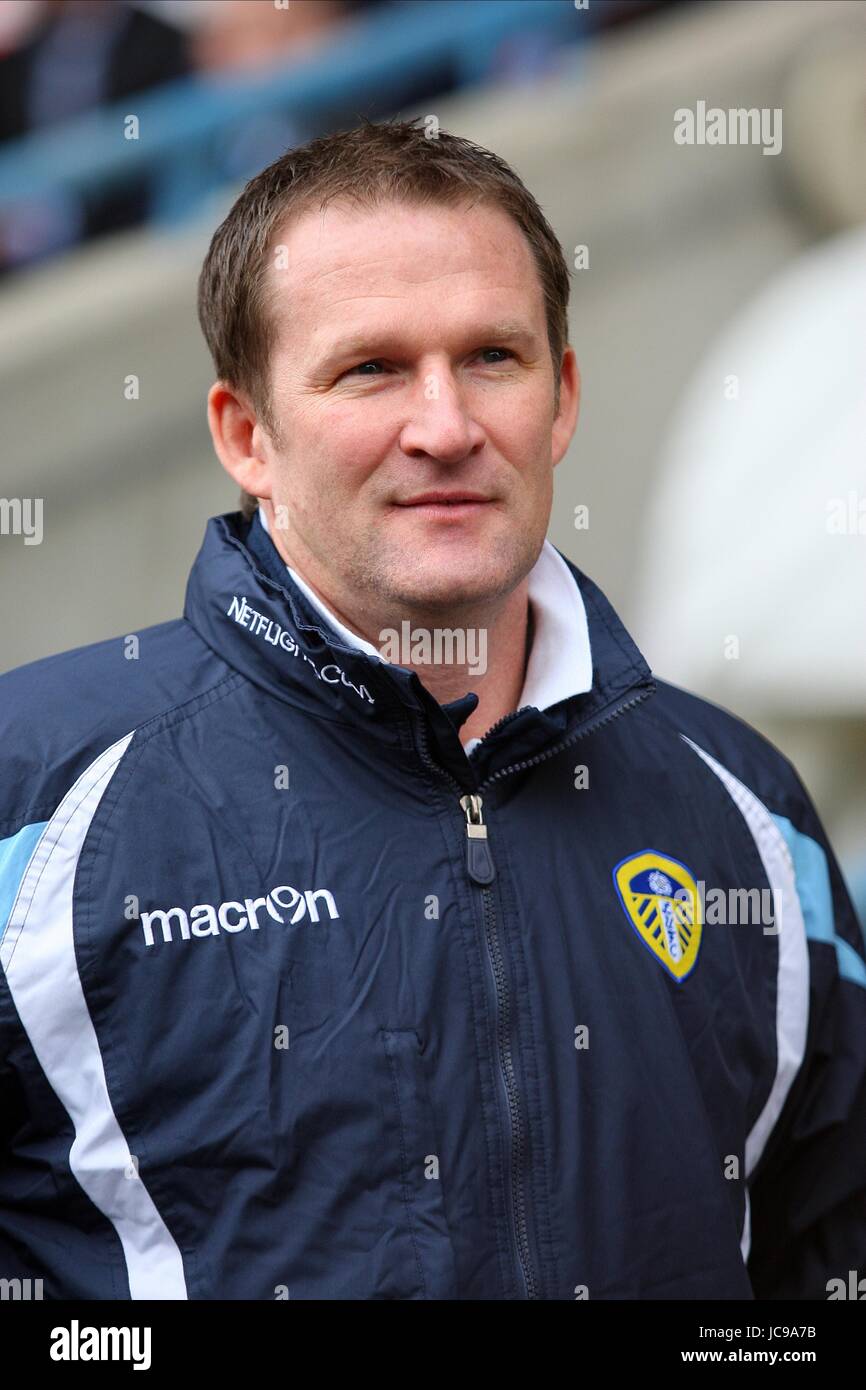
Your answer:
1,118 -> 865,1302
205,163 -> 580,746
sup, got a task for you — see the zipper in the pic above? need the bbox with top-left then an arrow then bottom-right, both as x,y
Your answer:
456,788 -> 537,1298
414,679 -> 656,1300
473,683 -> 655,791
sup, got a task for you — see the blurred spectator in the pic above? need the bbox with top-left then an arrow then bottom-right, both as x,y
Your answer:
191,0 -> 349,75
0,0 -> 191,269
0,1 -> 42,56
0,0 -> 625,276
187,0 -> 352,185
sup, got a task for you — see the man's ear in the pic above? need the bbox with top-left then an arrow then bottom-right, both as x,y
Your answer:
206,382 -> 274,501
551,347 -> 580,468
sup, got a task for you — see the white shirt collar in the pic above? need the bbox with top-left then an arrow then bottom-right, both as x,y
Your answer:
257,505 -> 593,751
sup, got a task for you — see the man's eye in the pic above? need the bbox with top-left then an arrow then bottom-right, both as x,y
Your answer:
345,360 -> 385,376
342,348 -> 513,379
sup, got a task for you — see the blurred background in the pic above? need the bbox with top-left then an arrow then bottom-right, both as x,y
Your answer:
0,0 -> 863,920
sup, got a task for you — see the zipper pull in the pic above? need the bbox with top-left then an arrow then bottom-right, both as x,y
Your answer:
460,793 -> 495,885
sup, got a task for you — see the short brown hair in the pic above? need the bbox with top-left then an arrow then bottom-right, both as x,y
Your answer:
197,116 -> 572,521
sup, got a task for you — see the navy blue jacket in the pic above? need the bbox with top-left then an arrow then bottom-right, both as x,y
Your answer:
1,510 -> 864,1300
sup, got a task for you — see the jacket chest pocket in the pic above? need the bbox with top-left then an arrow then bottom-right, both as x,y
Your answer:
379,1028 -> 459,1300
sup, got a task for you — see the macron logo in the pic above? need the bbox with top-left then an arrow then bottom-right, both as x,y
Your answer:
139,884 -> 340,947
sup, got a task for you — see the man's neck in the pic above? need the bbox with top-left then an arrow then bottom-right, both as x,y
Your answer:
407,582 -> 533,743
259,509 -> 533,743
312,569 -> 531,744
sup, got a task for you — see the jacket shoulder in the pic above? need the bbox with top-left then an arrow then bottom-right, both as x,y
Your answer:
645,677 -> 866,961
644,677 -> 805,818
0,618 -> 227,837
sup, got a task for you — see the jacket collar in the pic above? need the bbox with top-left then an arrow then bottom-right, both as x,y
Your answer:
183,511 -> 655,787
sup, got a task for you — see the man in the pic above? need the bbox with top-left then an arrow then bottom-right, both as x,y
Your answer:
1,118 -> 864,1301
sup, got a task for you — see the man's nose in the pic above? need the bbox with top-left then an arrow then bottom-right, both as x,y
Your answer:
398,367 -> 486,462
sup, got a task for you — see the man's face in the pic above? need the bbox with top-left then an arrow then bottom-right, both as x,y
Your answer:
256,198 -> 578,617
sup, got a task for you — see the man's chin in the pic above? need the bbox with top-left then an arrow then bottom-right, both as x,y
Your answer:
371,510 -> 537,608
382,558 -> 525,614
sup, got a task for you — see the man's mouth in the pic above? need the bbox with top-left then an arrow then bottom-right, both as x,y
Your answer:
392,491 -> 494,518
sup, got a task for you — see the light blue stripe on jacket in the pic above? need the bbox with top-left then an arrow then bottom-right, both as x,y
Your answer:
771,813 -> 866,989
0,822 -> 47,946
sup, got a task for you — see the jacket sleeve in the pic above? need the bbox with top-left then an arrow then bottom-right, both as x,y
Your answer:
746,761 -> 866,1300
0,1054 -> 26,1159
0,929 -> 30,1166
